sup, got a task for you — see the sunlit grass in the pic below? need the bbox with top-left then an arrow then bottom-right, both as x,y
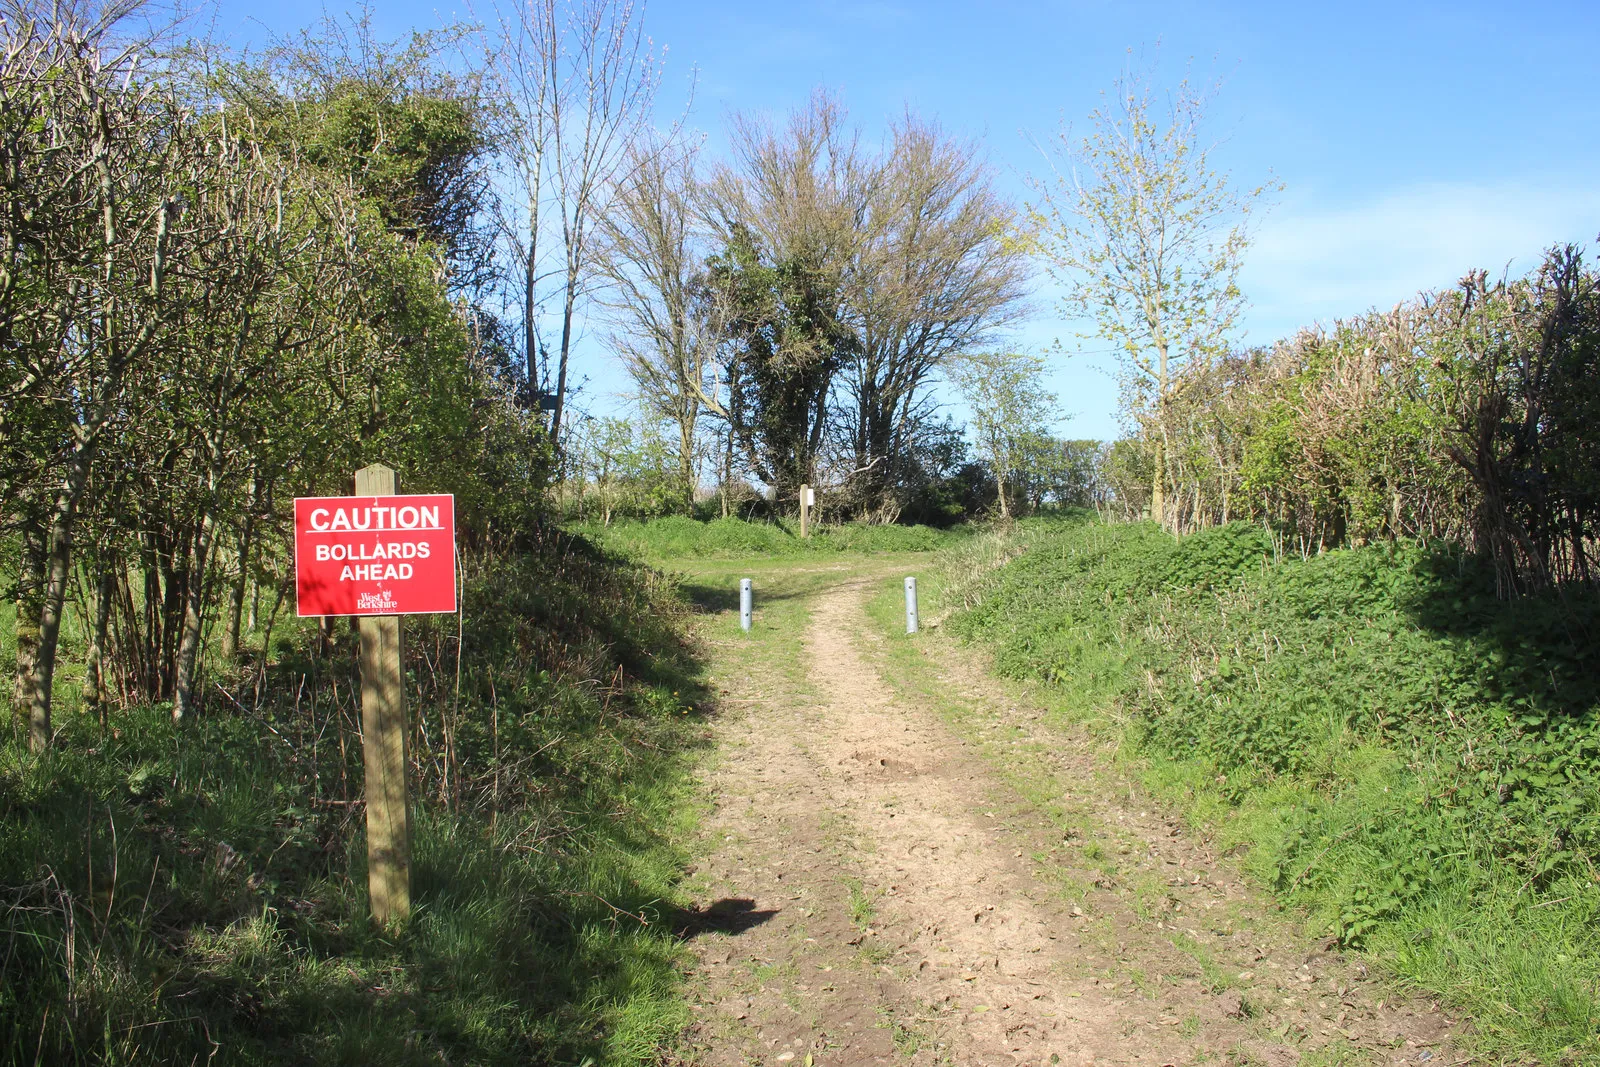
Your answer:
0,536 -> 708,1065
907,517 -> 1600,1065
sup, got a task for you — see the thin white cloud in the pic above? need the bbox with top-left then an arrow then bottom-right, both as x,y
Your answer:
1240,180 -> 1600,342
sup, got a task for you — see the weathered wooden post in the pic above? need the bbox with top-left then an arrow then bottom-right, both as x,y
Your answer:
354,463 -> 411,923
904,576 -> 919,634
295,467 -> 457,926
740,578 -> 753,632
800,483 -> 812,538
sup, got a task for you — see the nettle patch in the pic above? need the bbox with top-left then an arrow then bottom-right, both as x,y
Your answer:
940,518 -> 1600,1061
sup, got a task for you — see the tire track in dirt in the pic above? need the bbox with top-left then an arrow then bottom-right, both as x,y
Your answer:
680,569 -> 1466,1066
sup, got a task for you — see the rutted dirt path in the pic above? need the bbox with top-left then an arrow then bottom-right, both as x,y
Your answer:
678,566 -> 1466,1066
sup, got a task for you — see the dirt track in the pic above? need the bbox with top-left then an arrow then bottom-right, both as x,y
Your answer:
677,566 -> 1466,1067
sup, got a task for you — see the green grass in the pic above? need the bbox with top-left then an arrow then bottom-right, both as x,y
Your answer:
659,550 -> 945,705
576,515 -> 970,562
921,514 -> 1600,1065
0,592 -> 91,718
1169,930 -> 1232,995
0,531 -> 708,1065
844,877 -> 876,928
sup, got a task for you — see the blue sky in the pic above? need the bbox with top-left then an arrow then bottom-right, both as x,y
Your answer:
212,0 -> 1600,441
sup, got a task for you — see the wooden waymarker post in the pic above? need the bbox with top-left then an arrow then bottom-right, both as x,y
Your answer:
354,463 -> 412,923
800,483 -> 813,538
293,466 -> 457,923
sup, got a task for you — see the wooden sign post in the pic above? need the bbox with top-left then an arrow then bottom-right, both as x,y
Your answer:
354,463 -> 412,923
293,465 -> 458,925
800,483 -> 812,538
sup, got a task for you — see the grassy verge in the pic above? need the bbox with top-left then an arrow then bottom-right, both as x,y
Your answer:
0,529 -> 707,1065
663,554 -> 935,697
917,516 -> 1600,1065
576,515 -> 969,563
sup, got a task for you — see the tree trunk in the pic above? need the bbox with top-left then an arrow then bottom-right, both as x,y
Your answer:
317,615 -> 336,659
114,566 -> 146,702
1152,345 -> 1169,528
28,504 -> 76,750
1150,430 -> 1166,527
721,423 -> 734,518
173,451 -> 224,722
220,542 -> 248,662
678,417 -> 696,514
84,568 -> 114,726
137,534 -> 163,699
14,442 -> 91,750
155,528 -> 186,700
172,513 -> 215,721
525,203 -> 540,396
550,279 -> 577,452
12,529 -> 43,745
221,481 -> 257,661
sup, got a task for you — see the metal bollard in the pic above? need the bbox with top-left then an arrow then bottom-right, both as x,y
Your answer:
740,578 -> 752,631
905,576 -> 919,634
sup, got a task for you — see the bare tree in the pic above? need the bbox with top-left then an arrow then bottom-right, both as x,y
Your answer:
842,114 -> 1028,519
488,0 -> 555,404
697,91 -> 871,506
598,136 -> 720,510
1027,64 -> 1276,528
488,0 -> 662,453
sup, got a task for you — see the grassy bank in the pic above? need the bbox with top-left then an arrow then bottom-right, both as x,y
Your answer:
577,515 -> 968,562
927,516 -> 1600,1064
0,529 -> 706,1065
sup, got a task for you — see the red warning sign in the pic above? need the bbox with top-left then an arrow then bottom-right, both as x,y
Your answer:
294,494 -> 457,617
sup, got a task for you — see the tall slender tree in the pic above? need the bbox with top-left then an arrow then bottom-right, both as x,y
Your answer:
949,350 -> 1058,519
489,0 -> 663,453
1027,64 -> 1275,528
598,137 -> 719,510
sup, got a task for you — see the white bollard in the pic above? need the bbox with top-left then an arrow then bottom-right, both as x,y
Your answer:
905,576 -> 919,634
740,578 -> 752,632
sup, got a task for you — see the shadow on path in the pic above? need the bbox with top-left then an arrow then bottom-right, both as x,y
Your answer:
679,581 -> 811,615
670,898 -> 781,939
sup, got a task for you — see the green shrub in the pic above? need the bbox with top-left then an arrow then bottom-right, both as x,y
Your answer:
0,530 -> 704,1065
941,518 -> 1600,1062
